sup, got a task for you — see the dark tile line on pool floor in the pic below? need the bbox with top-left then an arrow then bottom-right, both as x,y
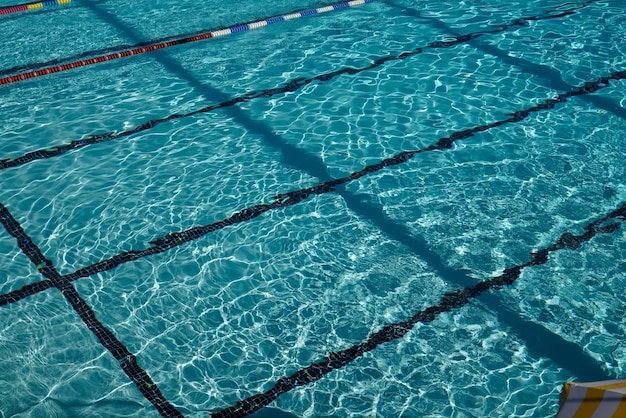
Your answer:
384,0 -> 621,383
0,0 -> 598,171
0,54 -> 617,418
0,203 -> 185,418
385,0 -> 626,121
0,0 -> 351,77
83,0 -> 615,391
1,70 -> 623,302
2,1 -> 616,384
210,202 -> 626,417
63,70 -> 626,277
1,69 -> 620,417
0,2 -> 619,416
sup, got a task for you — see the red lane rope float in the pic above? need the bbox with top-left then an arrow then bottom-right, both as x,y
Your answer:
0,0 -> 373,86
0,34 -> 213,85
0,0 -> 71,16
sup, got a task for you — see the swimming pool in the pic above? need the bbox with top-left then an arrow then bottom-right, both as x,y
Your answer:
1,0 -> 625,416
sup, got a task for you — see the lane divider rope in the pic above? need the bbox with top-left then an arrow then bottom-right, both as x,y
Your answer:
0,0 -> 599,171
0,0 -> 373,86
0,0 -> 596,79
0,0 -> 70,16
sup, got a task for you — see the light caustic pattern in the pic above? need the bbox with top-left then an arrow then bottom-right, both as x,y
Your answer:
0,0 -> 373,85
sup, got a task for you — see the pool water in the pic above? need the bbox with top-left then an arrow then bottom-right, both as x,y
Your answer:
0,0 -> 625,417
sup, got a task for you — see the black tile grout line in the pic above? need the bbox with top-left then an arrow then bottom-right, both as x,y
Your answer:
1,69 -> 624,306
0,0 -> 608,404
378,2 -> 626,374
0,50 -> 611,405
0,4 -> 616,416
209,202 -> 626,418
384,0 -> 626,121
0,54 -> 616,414
0,0 -> 616,398
5,4 -> 431,418
0,203 -> 185,418
0,0 -> 353,77
0,0 -> 599,172
0,0 -> 608,396
5,0 -> 613,356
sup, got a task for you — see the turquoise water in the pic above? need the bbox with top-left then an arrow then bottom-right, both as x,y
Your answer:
0,0 -> 625,417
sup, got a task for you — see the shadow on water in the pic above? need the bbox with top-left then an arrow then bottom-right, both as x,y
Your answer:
345,192 -> 609,381
87,0 -> 610,395
479,293 -> 609,381
383,0 -> 613,382
384,0 -> 626,120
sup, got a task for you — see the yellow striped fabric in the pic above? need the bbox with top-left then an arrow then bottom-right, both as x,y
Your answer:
557,379 -> 626,418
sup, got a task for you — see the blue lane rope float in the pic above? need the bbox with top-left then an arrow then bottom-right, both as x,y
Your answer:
0,1 -> 617,416
0,0 -> 70,16
0,0 -> 600,171
0,0 -> 597,79
0,0 -> 374,85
